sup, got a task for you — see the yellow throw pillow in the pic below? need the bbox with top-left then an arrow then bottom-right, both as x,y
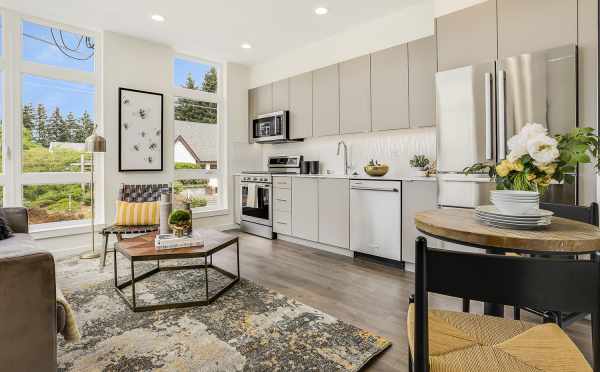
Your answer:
115,201 -> 160,226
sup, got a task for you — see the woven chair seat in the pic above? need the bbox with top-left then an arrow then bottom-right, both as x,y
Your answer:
407,304 -> 591,372
101,225 -> 158,235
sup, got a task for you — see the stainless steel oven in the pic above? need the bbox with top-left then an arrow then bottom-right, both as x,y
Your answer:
250,111 -> 289,143
240,174 -> 274,239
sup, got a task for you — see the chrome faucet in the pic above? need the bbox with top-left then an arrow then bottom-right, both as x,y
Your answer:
337,140 -> 350,175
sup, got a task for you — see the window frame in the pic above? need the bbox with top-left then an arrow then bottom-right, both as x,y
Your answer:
2,10 -> 101,230
173,54 -> 226,214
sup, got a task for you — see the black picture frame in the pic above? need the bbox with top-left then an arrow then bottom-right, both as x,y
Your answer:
118,87 -> 164,172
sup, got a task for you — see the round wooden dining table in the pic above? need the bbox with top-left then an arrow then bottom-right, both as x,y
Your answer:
414,208 -> 600,316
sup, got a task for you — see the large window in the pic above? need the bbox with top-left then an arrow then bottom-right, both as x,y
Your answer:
173,57 -> 223,213
0,13 -> 98,228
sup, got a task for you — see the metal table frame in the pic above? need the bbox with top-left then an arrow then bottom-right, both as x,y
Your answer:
114,237 -> 240,312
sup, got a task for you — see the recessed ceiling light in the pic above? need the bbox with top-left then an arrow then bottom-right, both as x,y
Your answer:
151,14 -> 165,22
314,7 -> 329,15
241,43 -> 252,49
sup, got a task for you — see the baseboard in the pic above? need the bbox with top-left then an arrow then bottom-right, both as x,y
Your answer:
277,234 -> 354,257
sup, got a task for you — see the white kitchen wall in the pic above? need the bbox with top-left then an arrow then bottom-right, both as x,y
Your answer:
261,128 -> 436,177
249,0 -> 434,88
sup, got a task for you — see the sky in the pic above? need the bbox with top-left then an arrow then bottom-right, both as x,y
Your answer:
17,21 -> 213,121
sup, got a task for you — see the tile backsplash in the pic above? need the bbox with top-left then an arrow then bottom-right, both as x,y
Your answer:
261,127 -> 436,177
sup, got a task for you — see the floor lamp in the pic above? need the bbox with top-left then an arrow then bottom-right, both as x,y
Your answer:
80,129 -> 106,259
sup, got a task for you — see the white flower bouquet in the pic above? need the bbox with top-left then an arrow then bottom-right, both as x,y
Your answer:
464,123 -> 600,195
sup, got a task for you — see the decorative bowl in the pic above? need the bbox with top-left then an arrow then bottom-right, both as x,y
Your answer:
170,223 -> 192,237
364,164 -> 389,177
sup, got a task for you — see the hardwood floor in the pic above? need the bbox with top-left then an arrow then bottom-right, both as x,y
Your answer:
212,230 -> 594,371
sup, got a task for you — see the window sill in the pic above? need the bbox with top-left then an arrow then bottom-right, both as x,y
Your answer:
30,221 -> 105,240
192,208 -> 230,219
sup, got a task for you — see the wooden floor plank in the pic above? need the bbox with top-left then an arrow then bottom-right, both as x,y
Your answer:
211,231 -> 593,371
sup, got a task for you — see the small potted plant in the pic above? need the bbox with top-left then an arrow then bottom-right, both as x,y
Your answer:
409,155 -> 430,177
169,209 -> 192,237
364,159 -> 389,177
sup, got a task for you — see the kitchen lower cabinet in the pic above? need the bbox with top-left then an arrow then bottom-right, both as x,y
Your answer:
291,177 -> 318,241
273,178 -> 292,235
318,179 -> 349,248
401,180 -> 439,263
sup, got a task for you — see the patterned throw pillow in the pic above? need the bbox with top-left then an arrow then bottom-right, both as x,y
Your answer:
115,201 -> 160,226
0,214 -> 13,240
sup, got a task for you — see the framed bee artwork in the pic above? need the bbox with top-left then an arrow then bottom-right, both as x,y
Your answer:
118,88 -> 164,171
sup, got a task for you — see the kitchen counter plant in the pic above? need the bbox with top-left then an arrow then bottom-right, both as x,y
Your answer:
409,155 -> 431,177
464,123 -> 599,196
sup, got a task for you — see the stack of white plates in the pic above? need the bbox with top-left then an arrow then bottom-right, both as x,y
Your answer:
475,205 -> 553,230
490,190 -> 539,215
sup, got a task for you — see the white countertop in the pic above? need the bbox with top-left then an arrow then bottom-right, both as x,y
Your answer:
236,173 -> 436,182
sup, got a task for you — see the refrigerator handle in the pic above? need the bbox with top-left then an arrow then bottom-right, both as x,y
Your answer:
497,70 -> 507,160
484,73 -> 493,160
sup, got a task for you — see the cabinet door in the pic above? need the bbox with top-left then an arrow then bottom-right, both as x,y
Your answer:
234,176 -> 241,224
273,79 -> 289,112
255,84 -> 273,115
498,0 -> 577,59
318,179 -> 349,248
371,44 -> 409,131
340,55 -> 372,134
289,72 -> 313,139
435,0 -> 498,72
313,64 -> 340,137
248,88 -> 257,128
401,180 -> 439,264
291,177 -> 318,241
408,36 -> 437,128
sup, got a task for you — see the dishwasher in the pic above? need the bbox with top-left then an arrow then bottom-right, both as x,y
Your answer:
350,180 -> 402,261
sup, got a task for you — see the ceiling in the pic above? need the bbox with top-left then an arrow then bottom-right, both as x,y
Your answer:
0,0 -> 422,65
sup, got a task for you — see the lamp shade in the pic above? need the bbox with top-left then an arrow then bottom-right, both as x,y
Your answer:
85,133 -> 106,153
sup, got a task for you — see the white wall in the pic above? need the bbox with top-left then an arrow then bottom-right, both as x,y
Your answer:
249,0 -> 434,88
262,128 -> 436,177
433,0 -> 488,18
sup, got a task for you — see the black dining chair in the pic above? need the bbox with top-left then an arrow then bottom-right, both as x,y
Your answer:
513,202 -> 599,327
408,236 -> 598,372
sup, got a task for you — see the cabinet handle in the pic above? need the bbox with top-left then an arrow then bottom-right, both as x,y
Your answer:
277,222 -> 288,225
276,198 -> 288,202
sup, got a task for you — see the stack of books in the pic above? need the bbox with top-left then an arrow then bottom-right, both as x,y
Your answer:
155,234 -> 204,250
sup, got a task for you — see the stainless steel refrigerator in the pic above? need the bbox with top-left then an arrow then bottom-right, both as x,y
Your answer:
436,44 -> 578,208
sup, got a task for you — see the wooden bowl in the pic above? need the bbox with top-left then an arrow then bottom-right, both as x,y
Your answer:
364,164 -> 389,177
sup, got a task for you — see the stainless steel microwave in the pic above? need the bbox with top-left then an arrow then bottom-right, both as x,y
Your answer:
250,111 -> 289,143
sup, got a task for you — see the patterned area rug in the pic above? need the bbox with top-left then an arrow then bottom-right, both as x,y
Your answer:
56,255 -> 391,371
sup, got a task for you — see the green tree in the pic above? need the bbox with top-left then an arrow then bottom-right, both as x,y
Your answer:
22,103 -> 34,131
183,72 -> 198,90
47,107 -> 67,143
34,104 -> 48,147
64,112 -> 78,142
201,67 -> 217,93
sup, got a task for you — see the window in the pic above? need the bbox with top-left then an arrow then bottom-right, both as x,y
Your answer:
0,14 -> 98,228
173,57 -> 224,213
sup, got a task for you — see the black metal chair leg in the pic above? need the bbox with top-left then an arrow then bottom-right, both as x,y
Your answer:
462,298 -> 470,313
514,306 -> 521,320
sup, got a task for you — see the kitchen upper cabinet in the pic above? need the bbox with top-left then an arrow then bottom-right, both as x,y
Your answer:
248,88 -> 257,125
408,36 -> 437,128
291,177 -> 318,241
318,178 -> 349,248
254,84 -> 273,115
313,64 -> 340,137
497,0 -> 577,59
272,79 -> 289,112
435,0 -> 498,72
289,72 -> 313,139
340,55 -> 372,134
371,44 -> 409,131
401,180 -> 439,264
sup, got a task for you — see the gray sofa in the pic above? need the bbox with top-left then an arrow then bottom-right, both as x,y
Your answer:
0,207 -> 65,372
